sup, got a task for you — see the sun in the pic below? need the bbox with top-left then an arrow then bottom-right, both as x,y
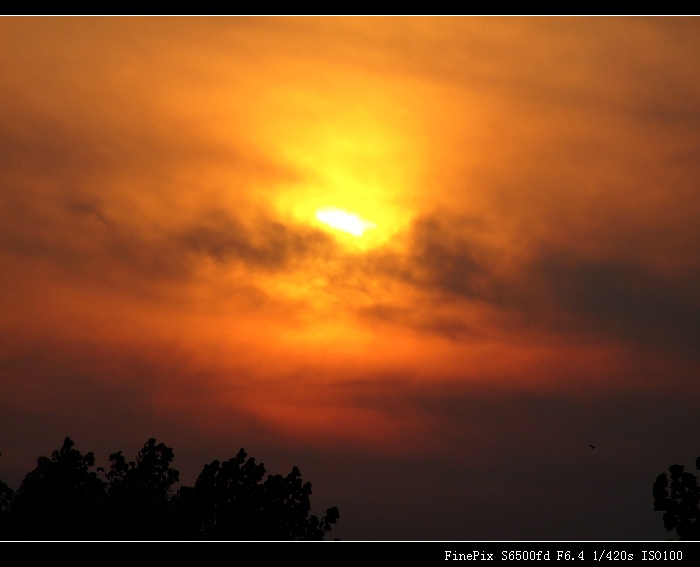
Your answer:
315,207 -> 377,237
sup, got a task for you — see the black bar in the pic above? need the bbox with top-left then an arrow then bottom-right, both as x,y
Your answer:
2,540 -> 700,562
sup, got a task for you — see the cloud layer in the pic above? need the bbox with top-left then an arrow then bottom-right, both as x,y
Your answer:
2,18 -> 700,539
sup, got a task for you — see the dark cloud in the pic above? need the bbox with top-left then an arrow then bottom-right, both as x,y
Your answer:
406,216 -> 489,299
0,103 -> 335,298
533,252 -> 700,347
0,198 -> 336,302
180,210 -> 334,271
360,212 -> 700,354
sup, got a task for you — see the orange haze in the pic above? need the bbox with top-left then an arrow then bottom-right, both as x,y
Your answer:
2,20 -> 700,536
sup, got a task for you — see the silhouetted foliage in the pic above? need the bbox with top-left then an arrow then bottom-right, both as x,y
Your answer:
0,438 -> 338,540
0,480 -> 12,514
0,455 -> 13,518
0,456 -> 12,538
653,457 -> 700,540
3,438 -> 106,539
100,439 -> 181,539
173,448 -> 339,540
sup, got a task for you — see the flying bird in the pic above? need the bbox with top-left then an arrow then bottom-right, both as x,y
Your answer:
590,444 -> 596,449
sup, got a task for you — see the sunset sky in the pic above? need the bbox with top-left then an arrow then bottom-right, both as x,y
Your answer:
2,17 -> 700,540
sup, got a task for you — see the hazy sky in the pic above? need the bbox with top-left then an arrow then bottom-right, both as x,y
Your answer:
2,17 -> 700,539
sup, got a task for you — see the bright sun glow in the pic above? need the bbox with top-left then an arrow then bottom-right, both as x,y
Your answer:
315,207 -> 377,237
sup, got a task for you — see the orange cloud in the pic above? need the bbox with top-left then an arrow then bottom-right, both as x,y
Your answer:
1,21 -> 700,523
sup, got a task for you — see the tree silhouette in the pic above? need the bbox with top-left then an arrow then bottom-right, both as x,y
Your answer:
2,437 -> 106,539
0,454 -> 14,537
173,448 -> 339,540
653,457 -> 700,540
0,438 -> 338,540
100,438 -> 181,539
